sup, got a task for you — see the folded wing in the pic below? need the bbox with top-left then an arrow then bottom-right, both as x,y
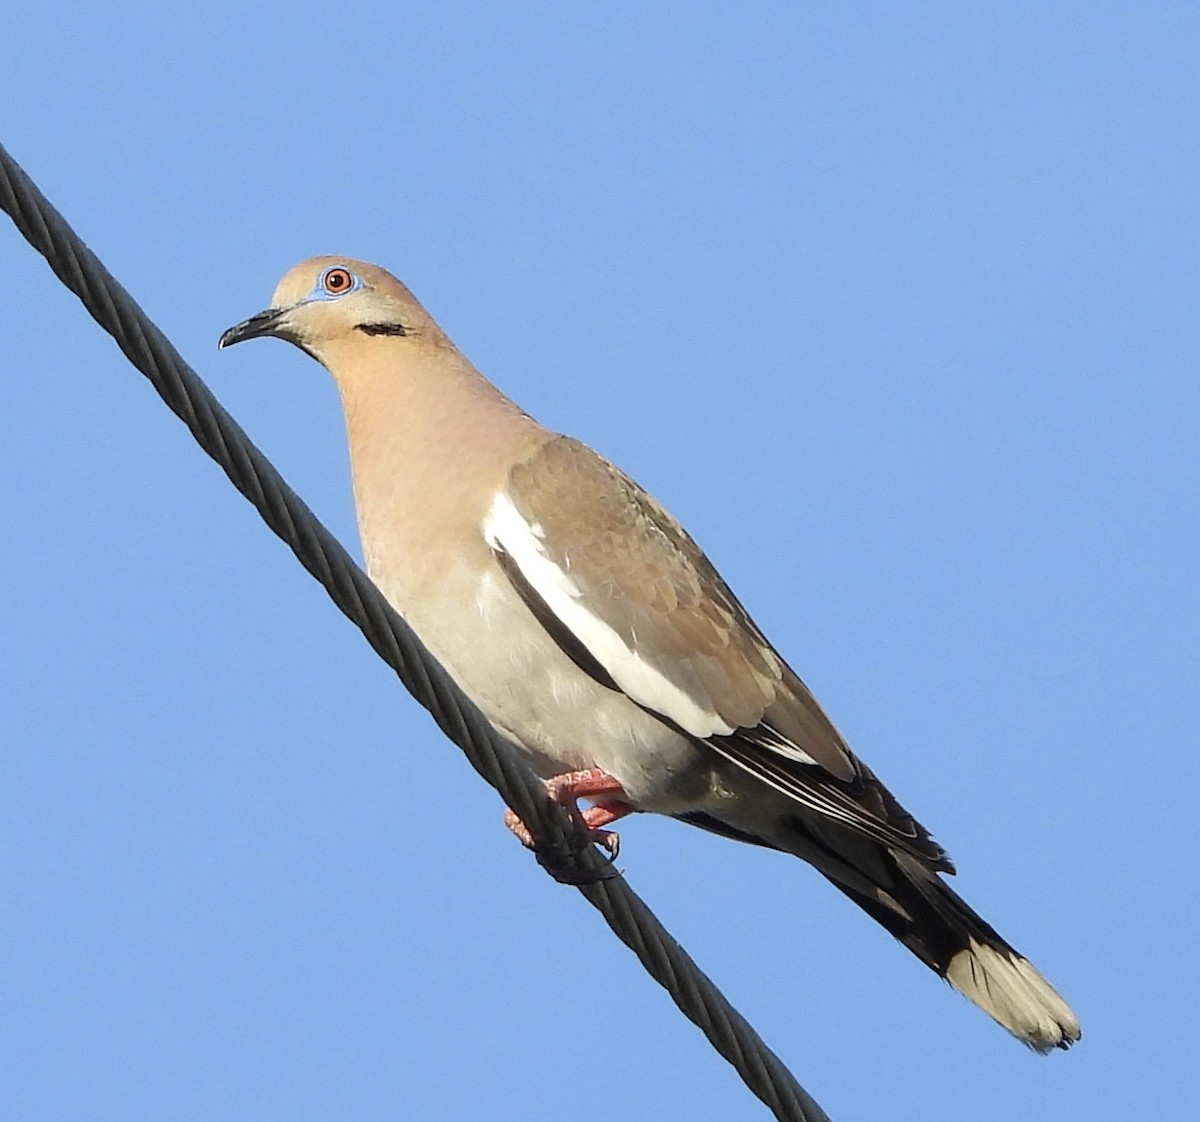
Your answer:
484,435 -> 949,870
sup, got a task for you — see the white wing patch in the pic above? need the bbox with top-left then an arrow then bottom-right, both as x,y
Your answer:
483,491 -> 736,738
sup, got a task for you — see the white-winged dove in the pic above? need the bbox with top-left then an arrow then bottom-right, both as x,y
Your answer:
220,257 -> 1081,1053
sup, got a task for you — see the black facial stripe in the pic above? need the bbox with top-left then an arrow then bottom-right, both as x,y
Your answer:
355,322 -> 408,337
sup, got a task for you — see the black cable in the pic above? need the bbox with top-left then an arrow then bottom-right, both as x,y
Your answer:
0,139 -> 832,1122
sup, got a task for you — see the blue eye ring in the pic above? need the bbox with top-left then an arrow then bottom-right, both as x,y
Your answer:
320,265 -> 356,297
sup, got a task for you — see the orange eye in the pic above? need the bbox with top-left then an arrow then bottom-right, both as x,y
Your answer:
322,267 -> 353,295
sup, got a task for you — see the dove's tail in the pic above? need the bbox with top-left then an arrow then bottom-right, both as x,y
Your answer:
827,846 -> 1080,1052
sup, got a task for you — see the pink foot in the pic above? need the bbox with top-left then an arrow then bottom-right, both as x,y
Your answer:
504,768 -> 634,858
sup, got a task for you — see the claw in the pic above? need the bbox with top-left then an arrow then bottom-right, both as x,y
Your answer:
504,768 -> 633,857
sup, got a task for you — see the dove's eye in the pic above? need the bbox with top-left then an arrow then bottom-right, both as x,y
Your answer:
321,267 -> 354,295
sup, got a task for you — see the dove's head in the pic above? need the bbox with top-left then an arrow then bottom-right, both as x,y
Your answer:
219,257 -> 439,363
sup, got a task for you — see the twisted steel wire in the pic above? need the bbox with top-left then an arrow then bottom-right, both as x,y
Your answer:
0,140 -> 831,1122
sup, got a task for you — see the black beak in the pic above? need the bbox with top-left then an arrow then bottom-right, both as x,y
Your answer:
218,307 -> 289,350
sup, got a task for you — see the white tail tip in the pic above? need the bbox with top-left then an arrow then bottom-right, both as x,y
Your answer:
945,938 -> 1081,1052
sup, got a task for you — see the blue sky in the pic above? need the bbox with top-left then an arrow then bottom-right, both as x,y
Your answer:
2,5 -> 1195,1119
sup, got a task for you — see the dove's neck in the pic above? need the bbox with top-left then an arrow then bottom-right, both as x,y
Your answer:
321,334 -> 550,607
